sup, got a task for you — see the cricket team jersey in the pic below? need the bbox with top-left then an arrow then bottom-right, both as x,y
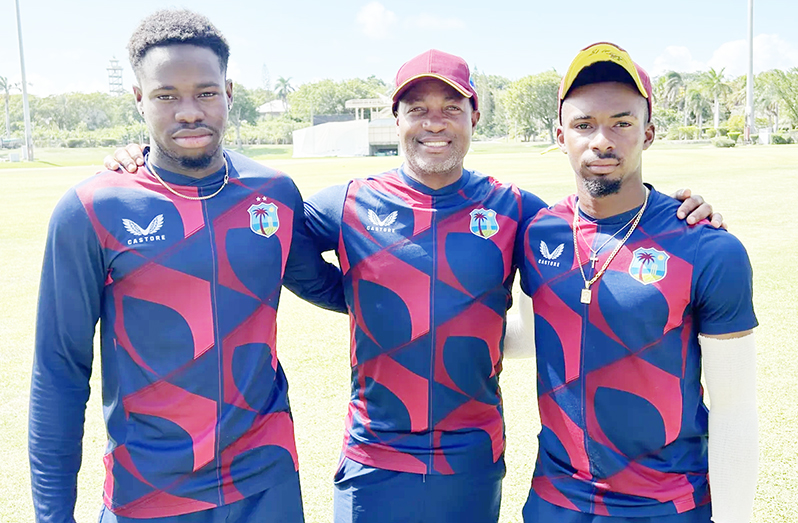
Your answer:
305,166 -> 546,475
30,150 -> 346,522
517,188 -> 757,517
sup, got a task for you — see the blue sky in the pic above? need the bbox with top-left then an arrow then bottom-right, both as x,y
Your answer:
1,0 -> 797,96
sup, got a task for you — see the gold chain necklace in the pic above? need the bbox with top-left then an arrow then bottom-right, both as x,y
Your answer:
576,211 -> 639,268
146,155 -> 229,201
572,188 -> 649,304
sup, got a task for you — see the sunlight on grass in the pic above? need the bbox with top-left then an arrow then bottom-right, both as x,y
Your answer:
1,143 -> 795,523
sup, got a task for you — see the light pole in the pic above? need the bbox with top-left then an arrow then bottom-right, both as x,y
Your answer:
745,0 -> 755,143
15,0 -> 34,161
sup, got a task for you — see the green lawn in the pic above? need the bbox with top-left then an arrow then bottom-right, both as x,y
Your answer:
1,142 -> 795,522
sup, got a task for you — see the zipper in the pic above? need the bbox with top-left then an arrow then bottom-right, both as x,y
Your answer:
201,196 -> 224,506
579,215 -> 594,509
427,197 -> 437,474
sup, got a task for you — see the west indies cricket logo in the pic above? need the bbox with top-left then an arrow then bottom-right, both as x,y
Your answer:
248,198 -> 279,238
469,208 -> 499,239
628,247 -> 669,284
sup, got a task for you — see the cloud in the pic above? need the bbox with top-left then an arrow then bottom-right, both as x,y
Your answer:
411,14 -> 466,30
651,36 -> 798,78
356,2 -> 397,39
708,34 -> 798,76
651,46 -> 705,75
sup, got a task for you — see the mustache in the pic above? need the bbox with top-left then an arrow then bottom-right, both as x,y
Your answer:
171,123 -> 217,133
593,151 -> 618,160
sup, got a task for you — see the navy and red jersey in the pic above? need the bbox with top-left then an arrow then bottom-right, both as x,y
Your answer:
305,167 -> 546,475
517,188 -> 757,517
30,150 -> 345,522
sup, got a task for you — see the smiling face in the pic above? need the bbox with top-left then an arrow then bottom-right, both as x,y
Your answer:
557,81 -> 654,199
396,78 -> 480,190
134,44 -> 232,177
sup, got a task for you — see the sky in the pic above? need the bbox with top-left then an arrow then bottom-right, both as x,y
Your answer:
1,0 -> 798,97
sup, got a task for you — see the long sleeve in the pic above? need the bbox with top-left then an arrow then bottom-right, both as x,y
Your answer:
503,292 -> 536,359
282,183 -> 346,313
29,189 -> 105,523
700,333 -> 758,523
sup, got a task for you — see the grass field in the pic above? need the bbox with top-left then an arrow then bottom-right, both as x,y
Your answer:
1,142 -> 796,522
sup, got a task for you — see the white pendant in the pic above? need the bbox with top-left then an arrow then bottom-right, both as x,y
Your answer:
580,288 -> 592,304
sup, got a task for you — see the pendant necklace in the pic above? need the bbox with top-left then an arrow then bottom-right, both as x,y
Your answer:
576,211 -> 639,268
572,188 -> 649,304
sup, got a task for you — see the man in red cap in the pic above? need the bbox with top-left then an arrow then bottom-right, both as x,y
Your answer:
104,48 -> 722,523
512,42 -> 758,523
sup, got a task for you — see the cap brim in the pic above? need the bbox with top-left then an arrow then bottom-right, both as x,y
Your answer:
391,73 -> 473,105
560,43 -> 649,101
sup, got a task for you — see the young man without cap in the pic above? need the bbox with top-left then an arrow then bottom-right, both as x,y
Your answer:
30,10 -> 345,523
105,49 -> 721,523
511,42 -> 758,523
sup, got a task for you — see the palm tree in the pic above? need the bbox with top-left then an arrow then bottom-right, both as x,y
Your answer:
253,207 -> 271,235
755,71 -> 782,132
0,76 -> 17,137
637,252 -> 655,282
274,76 -> 294,109
699,68 -> 732,130
472,210 -> 487,237
659,71 -> 684,111
684,88 -> 710,138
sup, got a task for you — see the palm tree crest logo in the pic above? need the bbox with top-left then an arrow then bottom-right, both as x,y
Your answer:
469,208 -> 499,239
628,247 -> 669,285
247,201 -> 280,238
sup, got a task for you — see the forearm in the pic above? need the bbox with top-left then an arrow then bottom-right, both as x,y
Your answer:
701,333 -> 758,523
29,372 -> 89,523
503,292 -> 535,358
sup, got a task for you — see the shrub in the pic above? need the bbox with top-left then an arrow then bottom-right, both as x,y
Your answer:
749,134 -> 759,144
771,133 -> 795,144
679,126 -> 699,139
665,127 -> 681,140
705,128 -> 717,138
717,126 -> 729,136
727,115 -> 744,133
727,131 -> 741,142
711,137 -> 736,148
66,138 -> 88,148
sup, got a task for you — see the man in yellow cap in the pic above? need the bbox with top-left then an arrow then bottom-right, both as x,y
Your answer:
512,42 -> 758,523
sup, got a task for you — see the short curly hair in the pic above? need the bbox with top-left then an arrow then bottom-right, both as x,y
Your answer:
128,9 -> 229,76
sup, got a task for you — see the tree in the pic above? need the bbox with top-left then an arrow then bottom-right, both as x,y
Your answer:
502,71 -> 560,143
656,71 -> 684,111
287,77 -> 387,122
767,68 -> 798,127
698,68 -> 732,130
755,70 -> 783,132
0,76 -> 19,137
472,69 -> 510,138
275,76 -> 294,107
228,83 -> 261,148
684,88 -> 710,137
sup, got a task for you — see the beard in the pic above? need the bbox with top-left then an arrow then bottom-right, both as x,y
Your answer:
402,135 -> 467,178
582,176 -> 623,197
153,140 -> 221,171
150,122 -> 224,173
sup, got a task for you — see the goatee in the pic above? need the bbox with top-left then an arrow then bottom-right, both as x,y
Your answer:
583,177 -> 622,198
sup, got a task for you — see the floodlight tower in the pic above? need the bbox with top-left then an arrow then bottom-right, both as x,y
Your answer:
15,0 -> 33,161
745,0 -> 755,142
107,57 -> 125,95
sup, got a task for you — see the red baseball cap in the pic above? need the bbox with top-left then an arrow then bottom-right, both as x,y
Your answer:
558,42 -> 653,122
391,49 -> 478,114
